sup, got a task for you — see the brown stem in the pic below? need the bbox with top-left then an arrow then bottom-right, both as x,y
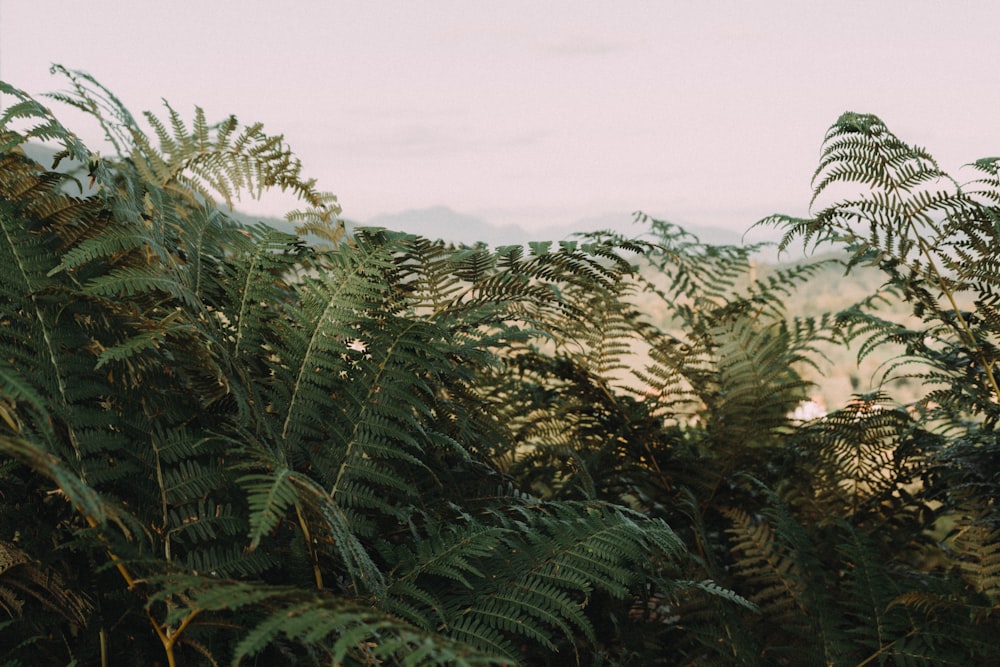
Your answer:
83,514 -> 201,667
295,503 -> 324,591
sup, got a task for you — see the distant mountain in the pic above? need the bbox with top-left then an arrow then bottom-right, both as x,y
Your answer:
364,207 -> 530,247
20,143 -> 64,168
360,206 -> 784,256
18,142 -> 784,255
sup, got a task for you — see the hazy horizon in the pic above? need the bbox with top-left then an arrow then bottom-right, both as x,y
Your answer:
2,1 -> 998,234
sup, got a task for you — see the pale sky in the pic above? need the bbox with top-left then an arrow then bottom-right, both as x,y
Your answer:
1,1 -> 998,235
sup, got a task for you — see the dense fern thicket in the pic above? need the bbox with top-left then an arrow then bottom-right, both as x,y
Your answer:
1,68 -> 998,666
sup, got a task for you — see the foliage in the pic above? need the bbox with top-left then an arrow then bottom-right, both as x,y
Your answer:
0,68 -> 692,666
1,67 -> 999,666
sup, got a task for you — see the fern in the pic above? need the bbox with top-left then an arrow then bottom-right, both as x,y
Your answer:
786,392 -> 934,522
754,111 -> 1000,665
723,506 -> 820,660
9,66 -> 1000,666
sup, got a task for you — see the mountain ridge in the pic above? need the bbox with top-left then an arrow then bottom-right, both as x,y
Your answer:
20,142 -> 782,253
361,205 -> 780,251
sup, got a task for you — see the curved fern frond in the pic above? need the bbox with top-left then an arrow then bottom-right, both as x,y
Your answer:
147,574 -> 506,666
791,392 -> 930,519
0,540 -> 91,626
0,435 -> 107,526
45,65 -> 339,216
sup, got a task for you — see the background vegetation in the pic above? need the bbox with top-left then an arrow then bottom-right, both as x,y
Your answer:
0,68 -> 997,666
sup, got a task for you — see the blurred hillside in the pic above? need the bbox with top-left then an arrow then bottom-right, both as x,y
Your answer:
761,255 -> 919,410
22,141 -> 913,410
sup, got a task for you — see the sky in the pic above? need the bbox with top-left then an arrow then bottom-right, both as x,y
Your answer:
1,1 -> 999,236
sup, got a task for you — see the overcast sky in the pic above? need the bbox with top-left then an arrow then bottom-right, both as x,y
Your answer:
2,1 -> 998,234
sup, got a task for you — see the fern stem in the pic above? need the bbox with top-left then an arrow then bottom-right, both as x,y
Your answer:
855,629 -> 916,667
82,487 -> 200,667
99,626 -> 109,667
150,431 -> 171,561
295,503 -> 324,591
83,514 -> 137,590
147,606 -> 202,667
167,609 -> 202,654
84,514 -> 190,667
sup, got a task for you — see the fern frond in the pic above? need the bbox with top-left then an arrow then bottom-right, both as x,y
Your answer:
0,435 -> 106,524
723,507 -> 807,621
469,501 -> 682,651
239,466 -> 386,594
270,230 -> 399,446
44,65 -> 140,158
147,574 -> 506,666
721,498 -> 847,665
0,198 -> 81,452
391,523 -> 509,591
0,364 -> 54,441
0,540 -> 91,626
949,518 -> 1000,603
710,318 -> 812,440
792,392 -> 928,519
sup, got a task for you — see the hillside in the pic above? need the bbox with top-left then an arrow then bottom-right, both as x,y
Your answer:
18,140 -> 892,408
